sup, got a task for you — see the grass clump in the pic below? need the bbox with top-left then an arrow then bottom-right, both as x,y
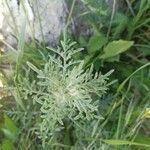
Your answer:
0,0 -> 150,149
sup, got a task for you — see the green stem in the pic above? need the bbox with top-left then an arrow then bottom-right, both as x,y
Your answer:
66,0 -> 76,27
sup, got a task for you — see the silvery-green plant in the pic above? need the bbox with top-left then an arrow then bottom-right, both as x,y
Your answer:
17,35 -> 113,144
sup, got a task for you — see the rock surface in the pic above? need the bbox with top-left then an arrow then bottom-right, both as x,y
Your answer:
0,0 -> 67,48
0,0 -> 122,49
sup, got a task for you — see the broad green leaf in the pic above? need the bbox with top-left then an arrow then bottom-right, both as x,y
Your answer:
100,40 -> 134,59
88,32 -> 107,54
79,36 -> 87,47
112,13 -> 128,38
104,139 -> 150,148
105,55 -> 120,62
1,114 -> 18,141
4,114 -> 18,135
2,139 -> 14,150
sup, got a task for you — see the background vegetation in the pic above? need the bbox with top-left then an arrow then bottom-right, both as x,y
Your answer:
0,0 -> 150,149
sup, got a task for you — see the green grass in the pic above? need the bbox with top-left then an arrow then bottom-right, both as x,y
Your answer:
0,0 -> 150,149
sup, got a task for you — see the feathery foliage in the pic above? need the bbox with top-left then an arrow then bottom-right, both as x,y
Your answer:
16,35 -> 113,144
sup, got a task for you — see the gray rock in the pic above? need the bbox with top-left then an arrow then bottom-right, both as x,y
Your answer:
0,0 -> 123,49
0,0 -> 67,48
29,0 -> 67,45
